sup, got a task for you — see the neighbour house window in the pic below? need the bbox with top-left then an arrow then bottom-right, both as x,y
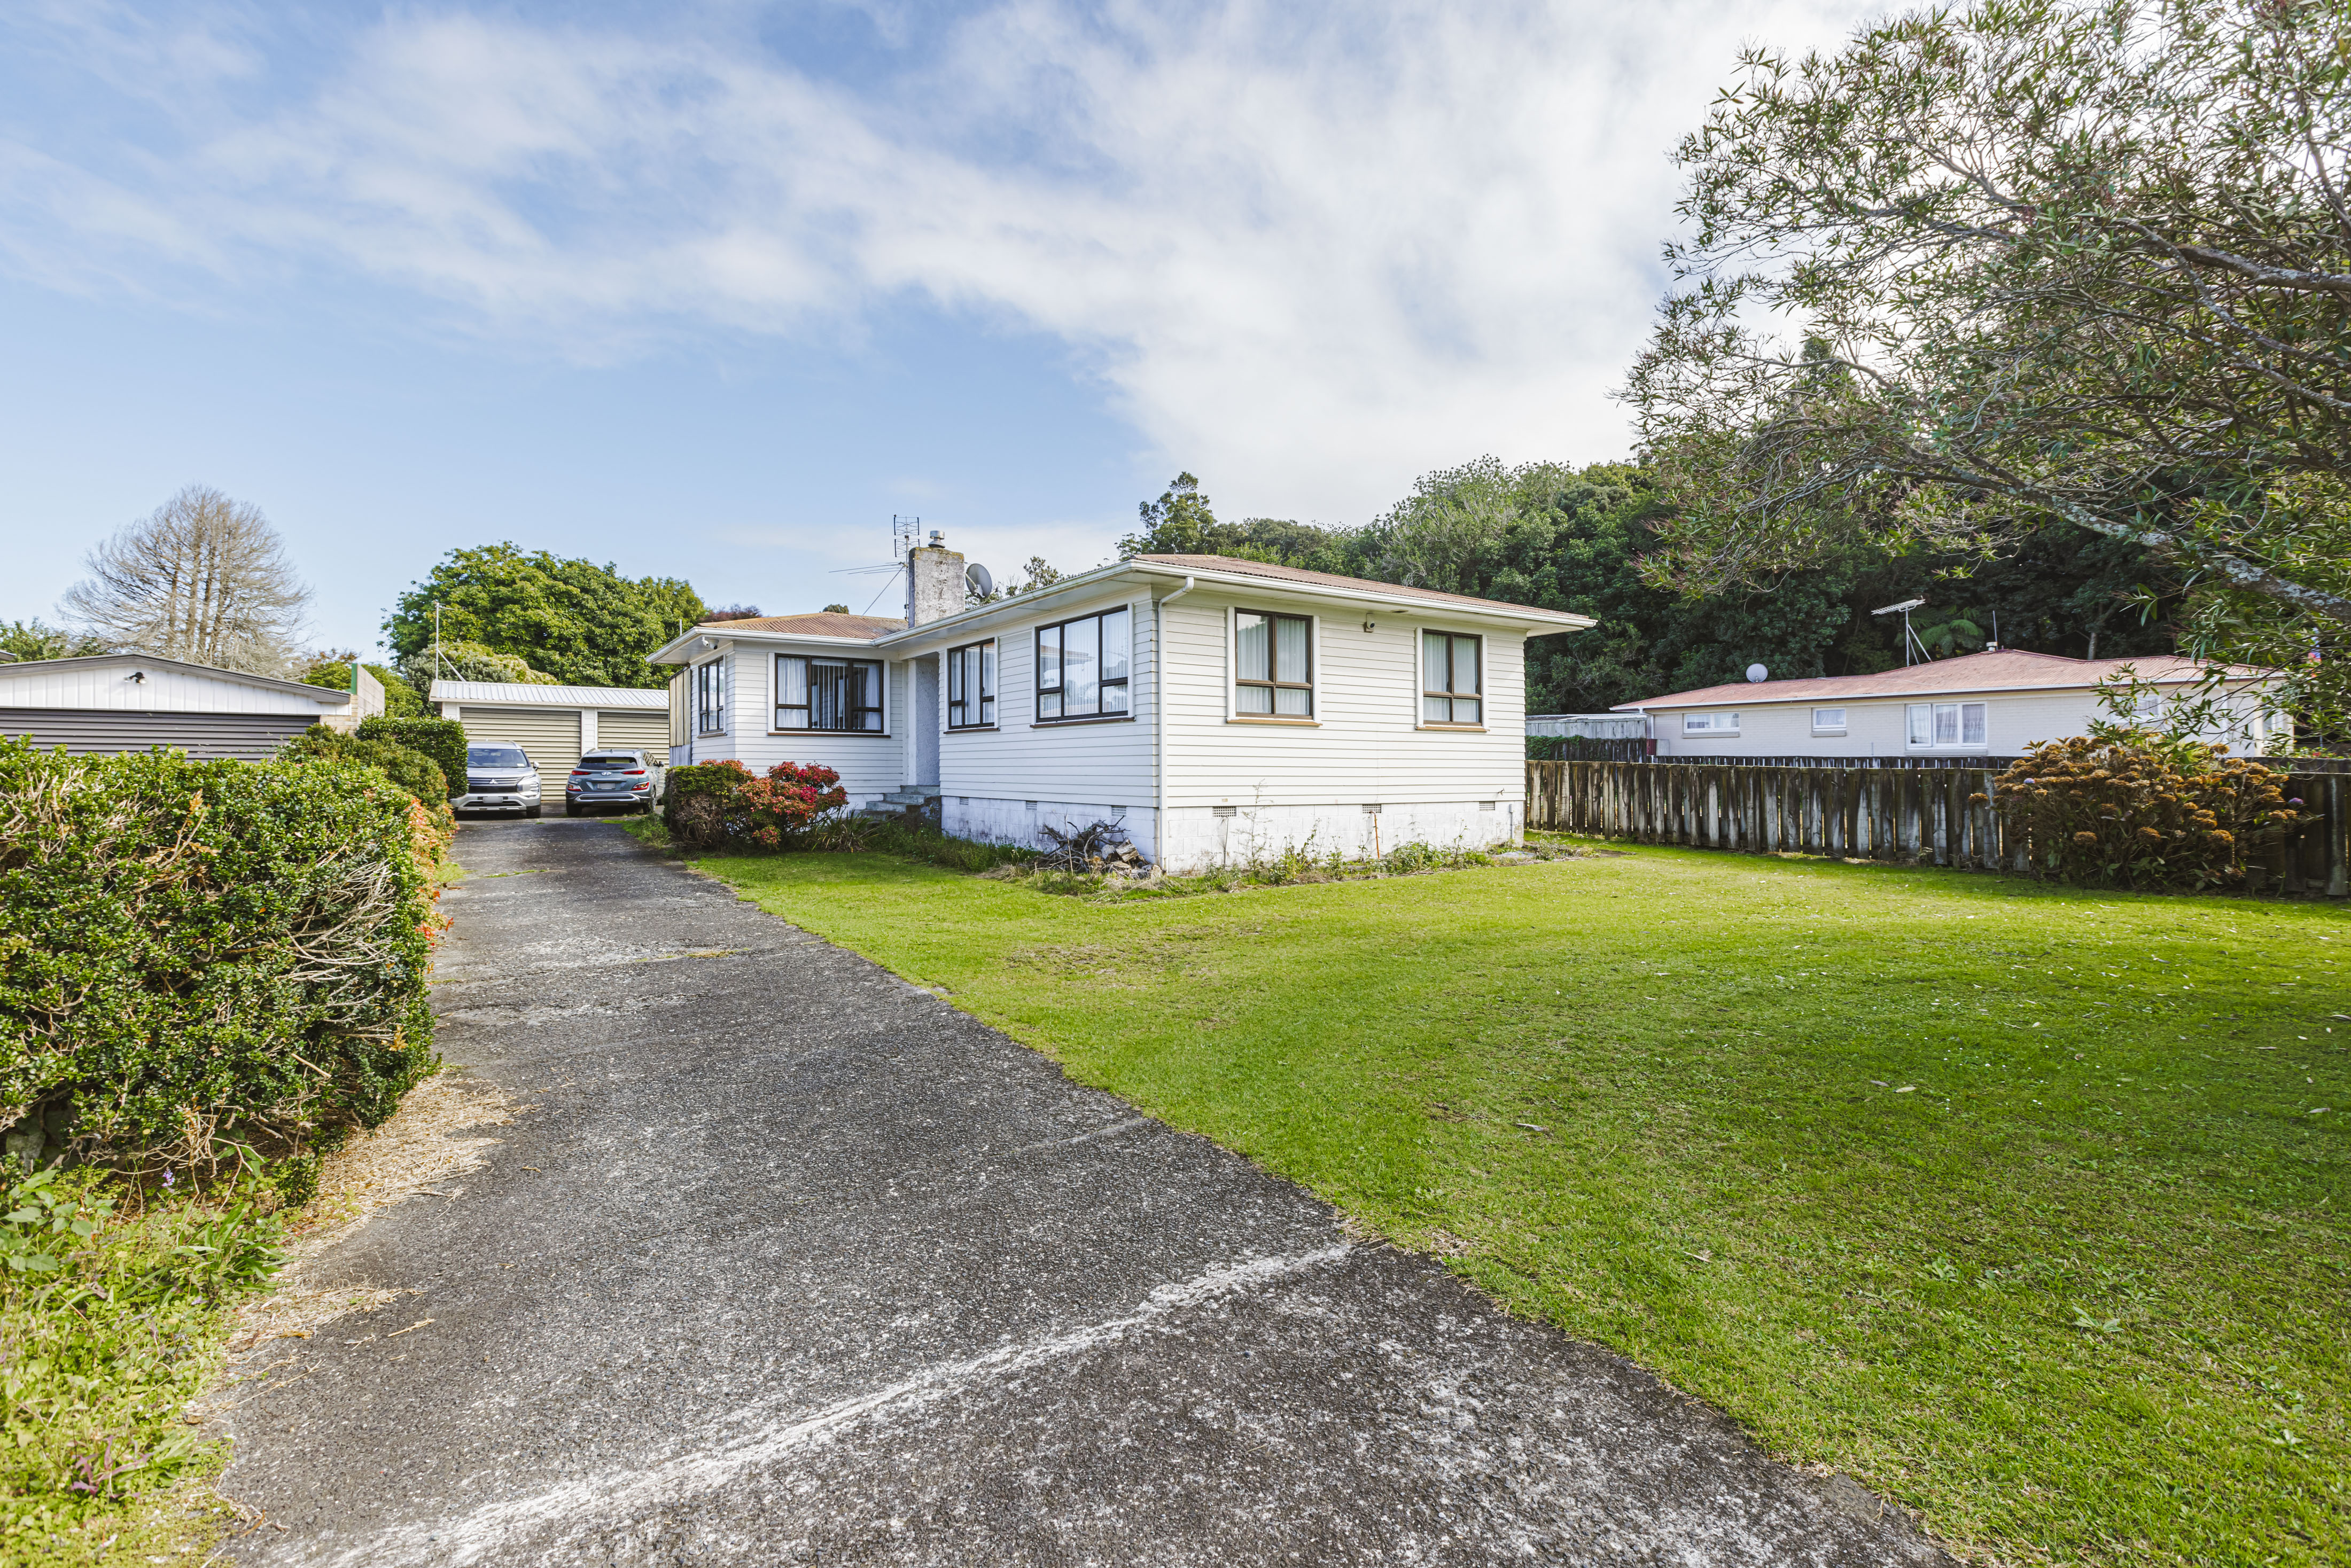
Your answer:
1683,712 -> 1739,734
1812,707 -> 1848,734
1036,609 -> 1130,720
1234,610 -> 1313,717
694,659 -> 727,735
775,654 -> 883,732
947,639 -> 995,729
1908,701 -> 1987,747
1421,631 -> 1483,724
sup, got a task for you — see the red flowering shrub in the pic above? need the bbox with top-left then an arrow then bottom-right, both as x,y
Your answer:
663,760 -> 848,850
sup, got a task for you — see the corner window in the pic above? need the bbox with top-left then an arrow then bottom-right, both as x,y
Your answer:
947,639 -> 995,729
1036,609 -> 1130,720
694,658 -> 727,736
1235,610 -> 1312,716
1812,706 -> 1848,734
1908,701 -> 1986,747
1683,711 -> 1739,734
776,654 -> 883,732
1421,631 -> 1482,724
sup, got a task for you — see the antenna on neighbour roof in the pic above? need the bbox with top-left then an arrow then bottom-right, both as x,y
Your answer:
892,515 -> 921,561
1872,597 -> 1928,665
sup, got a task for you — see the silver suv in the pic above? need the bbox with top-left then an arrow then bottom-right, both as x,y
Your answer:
458,744 -> 542,817
565,750 -> 663,816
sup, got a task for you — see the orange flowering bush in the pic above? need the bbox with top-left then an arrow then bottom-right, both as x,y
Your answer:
664,760 -> 849,849
1984,736 -> 2299,888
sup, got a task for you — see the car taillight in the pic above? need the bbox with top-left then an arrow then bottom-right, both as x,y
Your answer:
622,769 -> 645,775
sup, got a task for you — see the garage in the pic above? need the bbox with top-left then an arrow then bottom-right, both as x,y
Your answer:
0,653 -> 356,761
457,705 -> 583,777
597,707 -> 671,759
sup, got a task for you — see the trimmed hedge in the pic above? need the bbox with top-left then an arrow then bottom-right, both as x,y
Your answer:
281,723 -> 448,806
0,739 -> 438,1172
359,715 -> 467,798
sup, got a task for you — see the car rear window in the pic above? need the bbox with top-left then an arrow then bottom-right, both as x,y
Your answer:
574,755 -> 639,771
468,746 -> 528,769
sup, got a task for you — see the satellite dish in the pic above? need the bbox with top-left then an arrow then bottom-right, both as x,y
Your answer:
1746,663 -> 1769,683
966,562 -> 994,598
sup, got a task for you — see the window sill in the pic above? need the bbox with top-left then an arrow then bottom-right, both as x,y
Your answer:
768,730 -> 892,738
1032,714 -> 1136,728
946,724 -> 999,734
1811,731 -> 1848,738
1417,723 -> 1486,732
1227,716 -> 1320,727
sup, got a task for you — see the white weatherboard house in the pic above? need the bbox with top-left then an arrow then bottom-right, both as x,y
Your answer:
1617,649 -> 2289,759
649,550 -> 1591,870
0,653 -> 369,761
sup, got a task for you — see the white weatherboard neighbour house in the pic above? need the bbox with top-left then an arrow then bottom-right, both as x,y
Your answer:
1617,649 -> 2290,759
648,550 -> 1591,870
0,653 -> 371,760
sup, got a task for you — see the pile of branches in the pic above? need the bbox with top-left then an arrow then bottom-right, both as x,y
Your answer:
1035,820 -> 1148,875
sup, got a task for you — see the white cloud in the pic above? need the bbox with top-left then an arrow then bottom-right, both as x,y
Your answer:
0,0 -> 1877,521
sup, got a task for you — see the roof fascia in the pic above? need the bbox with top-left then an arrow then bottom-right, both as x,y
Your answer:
873,562 -> 1157,650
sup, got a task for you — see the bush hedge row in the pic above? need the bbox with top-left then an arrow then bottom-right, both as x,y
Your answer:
358,715 -> 468,798
0,738 -> 439,1172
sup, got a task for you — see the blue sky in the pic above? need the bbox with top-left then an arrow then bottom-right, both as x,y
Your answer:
0,0 -> 1868,659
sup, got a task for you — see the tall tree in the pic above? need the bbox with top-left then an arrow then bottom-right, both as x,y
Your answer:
0,619 -> 110,663
384,545 -> 704,690
60,486 -> 310,674
1624,0 -> 2351,732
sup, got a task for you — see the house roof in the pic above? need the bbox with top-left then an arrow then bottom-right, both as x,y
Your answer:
429,680 -> 670,708
1131,555 -> 1590,621
1613,650 -> 2277,712
0,652 -> 353,704
694,613 -> 904,639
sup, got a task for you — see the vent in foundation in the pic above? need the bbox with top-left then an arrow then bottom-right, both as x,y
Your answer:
1212,805 -> 1237,818
1361,803 -> 1383,815
1480,800 -> 1497,811
1024,800 -> 1038,810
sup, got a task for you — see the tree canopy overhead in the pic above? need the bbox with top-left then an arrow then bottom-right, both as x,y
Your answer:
383,545 -> 704,691
1625,0 -> 2351,730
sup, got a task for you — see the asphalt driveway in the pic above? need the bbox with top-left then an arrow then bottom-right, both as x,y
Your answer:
216,817 -> 1952,1566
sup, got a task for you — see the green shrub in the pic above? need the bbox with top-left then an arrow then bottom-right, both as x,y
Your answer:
301,660 -> 427,718
279,724 -> 447,805
357,715 -> 467,798
663,760 -> 848,849
1986,736 -> 2299,887
0,738 -> 437,1172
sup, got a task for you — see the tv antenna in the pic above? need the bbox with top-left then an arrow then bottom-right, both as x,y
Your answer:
892,515 -> 921,561
1872,597 -> 1929,665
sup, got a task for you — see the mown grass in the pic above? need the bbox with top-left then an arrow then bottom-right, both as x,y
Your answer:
695,840 -> 2349,1567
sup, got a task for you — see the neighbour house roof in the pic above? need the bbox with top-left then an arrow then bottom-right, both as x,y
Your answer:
429,680 -> 670,708
0,652 -> 353,704
1613,650 -> 2277,712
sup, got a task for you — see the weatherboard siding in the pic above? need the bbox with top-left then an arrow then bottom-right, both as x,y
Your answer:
0,663 -> 341,716
1649,687 -> 2274,758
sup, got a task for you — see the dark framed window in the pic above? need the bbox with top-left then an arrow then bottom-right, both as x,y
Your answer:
776,654 -> 883,732
1036,608 -> 1130,720
947,639 -> 995,729
1421,631 -> 1482,724
694,658 -> 727,735
1235,610 -> 1312,716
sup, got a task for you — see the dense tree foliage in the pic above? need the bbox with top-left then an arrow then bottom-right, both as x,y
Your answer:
383,545 -> 703,690
301,656 -> 426,717
0,619 -> 108,663
1120,465 -> 2169,713
1624,0 -> 2351,733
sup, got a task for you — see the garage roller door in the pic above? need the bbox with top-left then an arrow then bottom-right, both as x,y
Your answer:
597,709 -> 670,759
460,706 -> 583,777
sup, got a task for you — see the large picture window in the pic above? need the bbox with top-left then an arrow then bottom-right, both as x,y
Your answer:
1036,609 -> 1130,720
1683,711 -> 1739,734
1907,701 -> 1987,747
1421,631 -> 1482,724
694,658 -> 727,735
1234,610 -> 1312,717
947,639 -> 995,729
776,654 -> 883,732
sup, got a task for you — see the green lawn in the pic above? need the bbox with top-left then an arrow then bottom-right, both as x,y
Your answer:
694,841 -> 2349,1567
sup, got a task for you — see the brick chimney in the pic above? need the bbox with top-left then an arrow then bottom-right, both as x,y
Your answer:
906,535 -> 964,627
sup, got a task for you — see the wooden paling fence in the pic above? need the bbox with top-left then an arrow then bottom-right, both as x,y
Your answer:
1525,760 -> 2351,896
